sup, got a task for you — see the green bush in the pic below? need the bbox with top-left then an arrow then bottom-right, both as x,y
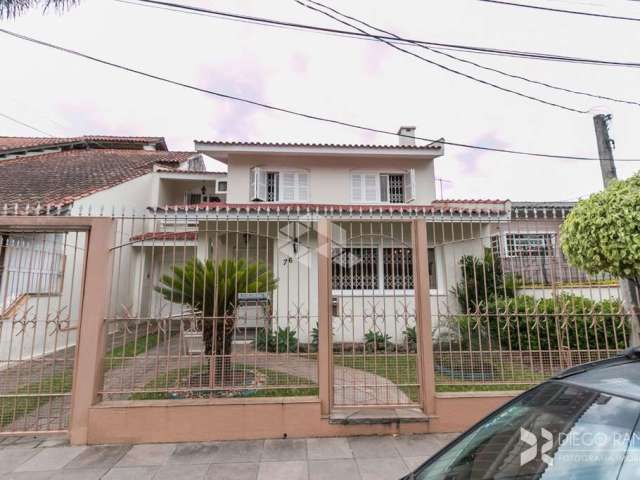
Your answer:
256,327 -> 298,353
404,326 -> 417,353
452,248 -> 517,312
456,294 -> 628,351
364,329 -> 392,352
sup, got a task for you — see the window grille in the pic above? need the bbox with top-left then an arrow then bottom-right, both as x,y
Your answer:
332,247 -> 378,290
266,172 -> 279,201
383,247 -> 413,289
505,233 -> 555,257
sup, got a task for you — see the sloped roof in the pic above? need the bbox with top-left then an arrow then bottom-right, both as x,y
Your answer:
0,135 -> 167,154
196,140 -> 442,150
151,201 -> 509,218
0,149 -> 195,206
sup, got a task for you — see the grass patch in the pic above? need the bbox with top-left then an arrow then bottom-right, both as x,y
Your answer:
0,369 -> 73,428
130,363 -> 318,400
333,353 -> 545,397
104,332 -> 161,370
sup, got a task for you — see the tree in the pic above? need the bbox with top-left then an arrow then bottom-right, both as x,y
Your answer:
560,173 -> 640,341
0,0 -> 77,18
155,258 -> 277,383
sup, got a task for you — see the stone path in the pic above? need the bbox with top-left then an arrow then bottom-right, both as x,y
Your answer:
0,432 -> 459,479
239,353 -> 412,406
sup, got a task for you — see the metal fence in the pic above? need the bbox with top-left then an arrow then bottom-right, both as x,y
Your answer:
0,228 -> 86,434
429,210 -> 629,391
0,205 -> 634,433
100,211 -> 319,401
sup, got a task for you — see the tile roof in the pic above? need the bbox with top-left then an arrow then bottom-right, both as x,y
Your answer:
0,135 -> 167,153
152,201 -> 509,216
130,231 -> 198,242
433,199 -> 505,204
195,140 -> 442,150
0,149 -> 196,206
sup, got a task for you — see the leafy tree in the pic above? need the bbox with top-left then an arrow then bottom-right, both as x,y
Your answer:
155,258 -> 276,382
0,0 -> 77,18
561,174 -> 640,281
561,174 -> 640,336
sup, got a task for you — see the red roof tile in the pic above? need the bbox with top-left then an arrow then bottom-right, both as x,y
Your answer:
196,140 -> 442,150
0,135 -> 167,153
130,231 -> 198,242
153,201 -> 508,216
0,149 -> 196,206
433,199 -> 505,204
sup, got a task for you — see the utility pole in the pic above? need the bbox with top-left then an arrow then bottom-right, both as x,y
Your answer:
593,114 -> 640,346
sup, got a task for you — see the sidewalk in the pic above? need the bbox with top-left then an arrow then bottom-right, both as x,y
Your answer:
0,432 -> 457,480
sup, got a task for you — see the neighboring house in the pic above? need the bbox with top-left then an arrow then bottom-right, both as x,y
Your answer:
0,136 -> 226,361
0,135 -> 167,159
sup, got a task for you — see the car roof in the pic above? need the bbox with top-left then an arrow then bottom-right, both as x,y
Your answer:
554,347 -> 640,401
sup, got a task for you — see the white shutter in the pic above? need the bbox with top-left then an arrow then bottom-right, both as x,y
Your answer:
404,169 -> 416,203
364,173 -> 379,202
281,172 -> 296,201
297,172 -> 309,202
351,173 -> 363,202
250,167 -> 266,201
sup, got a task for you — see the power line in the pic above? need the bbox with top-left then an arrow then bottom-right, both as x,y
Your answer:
300,0 -> 640,108
3,26 -> 640,162
479,0 -> 640,21
122,0 -> 640,69
293,0 -> 585,113
0,112 -> 54,136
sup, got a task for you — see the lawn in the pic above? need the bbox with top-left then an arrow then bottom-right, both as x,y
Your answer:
130,363 -> 318,400
0,369 -> 73,428
333,352 -> 541,396
104,331 -> 161,370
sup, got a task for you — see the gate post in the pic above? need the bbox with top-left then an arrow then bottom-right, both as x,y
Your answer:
317,218 -> 333,416
69,218 -> 114,445
412,220 -> 437,416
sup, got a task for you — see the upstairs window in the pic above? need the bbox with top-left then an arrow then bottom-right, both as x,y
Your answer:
351,170 -> 416,203
250,167 -> 309,202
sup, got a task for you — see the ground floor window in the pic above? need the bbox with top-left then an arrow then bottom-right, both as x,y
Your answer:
332,246 -> 437,291
505,233 -> 555,257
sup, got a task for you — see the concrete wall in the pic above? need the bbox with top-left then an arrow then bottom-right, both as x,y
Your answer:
225,154 -> 437,205
85,393 -> 516,444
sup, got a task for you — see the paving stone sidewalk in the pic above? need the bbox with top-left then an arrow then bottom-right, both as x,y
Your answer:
0,432 -> 458,480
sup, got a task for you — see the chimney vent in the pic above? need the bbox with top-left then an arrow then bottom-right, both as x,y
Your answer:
398,126 -> 416,146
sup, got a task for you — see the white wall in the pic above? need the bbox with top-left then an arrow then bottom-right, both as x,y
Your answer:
225,154 -> 437,205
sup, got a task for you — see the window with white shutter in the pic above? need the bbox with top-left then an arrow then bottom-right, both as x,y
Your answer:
249,167 -> 267,201
351,173 -> 363,202
404,168 -> 416,203
297,172 -> 309,201
281,172 -> 297,201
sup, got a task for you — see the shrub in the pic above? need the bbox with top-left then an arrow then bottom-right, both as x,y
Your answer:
456,294 -> 628,351
364,329 -> 392,352
404,326 -> 417,353
256,327 -> 298,353
452,248 -> 517,312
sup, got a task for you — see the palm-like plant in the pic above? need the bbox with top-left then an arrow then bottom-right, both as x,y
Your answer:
155,258 -> 277,382
0,0 -> 78,18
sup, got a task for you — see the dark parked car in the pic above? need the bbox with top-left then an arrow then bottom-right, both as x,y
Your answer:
405,348 -> 640,479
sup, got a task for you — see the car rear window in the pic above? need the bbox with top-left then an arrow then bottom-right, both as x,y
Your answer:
415,381 -> 640,479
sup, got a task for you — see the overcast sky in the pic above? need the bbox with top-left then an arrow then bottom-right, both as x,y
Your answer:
2,0 -> 640,201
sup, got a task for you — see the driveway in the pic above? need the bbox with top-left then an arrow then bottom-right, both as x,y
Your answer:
0,433 -> 457,479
